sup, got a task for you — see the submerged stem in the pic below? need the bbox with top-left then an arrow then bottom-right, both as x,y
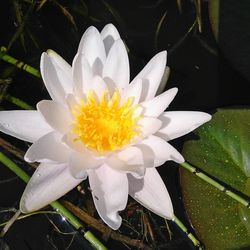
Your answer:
5,94 -> 34,110
172,215 -> 203,249
0,47 -> 41,78
0,152 -> 107,250
180,161 -> 250,208
0,210 -> 21,237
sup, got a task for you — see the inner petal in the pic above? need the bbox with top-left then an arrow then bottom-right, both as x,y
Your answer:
71,89 -> 142,153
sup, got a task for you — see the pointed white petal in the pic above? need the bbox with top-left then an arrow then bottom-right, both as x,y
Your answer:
69,151 -> 103,179
78,26 -> 106,75
0,111 -> 52,143
47,50 -> 73,95
66,94 -> 79,112
91,75 -> 107,100
138,117 -> 162,138
156,66 -> 170,95
88,164 -> 128,230
131,51 -> 167,102
102,39 -> 129,90
107,147 -> 145,177
41,52 -> 72,103
138,135 -> 184,166
24,132 -> 70,163
72,53 -> 93,95
101,23 -> 121,54
121,78 -> 142,104
103,77 -> 117,95
157,111 -> 212,141
20,163 -> 84,213
128,168 -> 174,219
37,100 -> 72,134
140,88 -> 178,117
62,132 -> 87,152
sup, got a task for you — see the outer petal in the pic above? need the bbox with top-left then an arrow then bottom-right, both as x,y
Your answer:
140,88 -> 178,117
137,135 -> 184,167
66,94 -> 79,112
156,66 -> 170,95
37,100 -> 72,134
101,23 -> 121,54
72,53 -> 93,95
62,132 -> 90,153
41,52 -> 72,103
0,111 -> 52,143
138,117 -> 162,138
88,164 -> 128,230
24,132 -> 70,163
91,75 -> 108,100
47,49 -> 72,94
78,26 -> 106,75
69,150 -> 103,179
128,168 -> 174,219
107,146 -> 145,177
103,39 -> 130,90
121,78 -> 142,105
156,111 -> 212,141
130,51 -> 167,102
20,163 -> 84,213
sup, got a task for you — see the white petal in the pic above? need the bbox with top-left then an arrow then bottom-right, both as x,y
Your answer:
0,111 -> 52,143
41,52 -> 72,103
131,51 -> 167,102
72,53 -> 93,95
91,75 -> 108,100
138,135 -> 184,166
140,88 -> 178,117
66,94 -> 79,112
107,147 -> 145,177
128,168 -> 174,219
37,100 -> 72,134
47,49 -> 72,94
138,117 -> 162,138
69,151 -> 103,179
156,111 -> 212,141
20,163 -> 84,213
156,66 -> 170,95
88,164 -> 128,230
121,78 -> 142,104
78,26 -> 106,75
62,132 -> 87,152
101,23 -> 121,54
103,39 -> 129,90
24,132 -> 70,163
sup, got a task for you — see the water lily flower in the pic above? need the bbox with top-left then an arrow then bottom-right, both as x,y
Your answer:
0,24 -> 211,230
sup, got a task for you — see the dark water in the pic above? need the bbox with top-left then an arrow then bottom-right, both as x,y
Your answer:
0,1 -> 250,249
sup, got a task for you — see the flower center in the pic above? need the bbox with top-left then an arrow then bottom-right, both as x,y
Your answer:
72,90 -> 141,153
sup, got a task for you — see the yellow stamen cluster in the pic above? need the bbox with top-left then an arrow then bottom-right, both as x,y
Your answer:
72,90 -> 141,153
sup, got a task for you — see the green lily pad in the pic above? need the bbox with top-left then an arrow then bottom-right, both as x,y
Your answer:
180,108 -> 250,250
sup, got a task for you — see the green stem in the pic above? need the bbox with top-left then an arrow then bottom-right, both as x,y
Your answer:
0,211 -> 59,227
0,152 -> 107,250
172,215 -> 202,249
180,162 -> 250,208
0,47 -> 41,78
0,152 -> 30,183
4,94 -> 34,110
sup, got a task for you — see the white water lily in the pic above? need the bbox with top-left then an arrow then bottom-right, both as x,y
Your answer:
0,24 -> 211,230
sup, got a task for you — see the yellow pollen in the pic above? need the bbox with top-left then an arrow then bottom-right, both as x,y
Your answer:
72,90 -> 141,153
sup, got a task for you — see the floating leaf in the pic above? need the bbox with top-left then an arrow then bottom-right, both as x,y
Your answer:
180,108 -> 250,250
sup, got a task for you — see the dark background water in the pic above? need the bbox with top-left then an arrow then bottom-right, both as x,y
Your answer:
0,0 -> 250,249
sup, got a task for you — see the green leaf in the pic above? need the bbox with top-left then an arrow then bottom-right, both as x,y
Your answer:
180,108 -> 250,250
